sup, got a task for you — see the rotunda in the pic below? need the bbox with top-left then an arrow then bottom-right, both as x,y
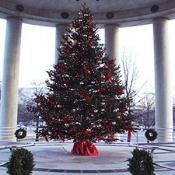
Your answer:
0,0 -> 174,142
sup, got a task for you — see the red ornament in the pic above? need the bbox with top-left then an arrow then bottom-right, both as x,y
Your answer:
109,79 -> 113,83
116,86 -> 124,95
86,95 -> 92,101
107,59 -> 114,66
47,96 -> 56,105
99,87 -> 106,94
80,91 -> 92,101
119,107 -> 126,113
83,63 -> 90,75
63,78 -> 69,85
83,130 -> 91,136
105,72 -> 113,83
107,121 -> 113,130
56,62 -> 64,69
80,91 -> 86,97
63,116 -> 69,123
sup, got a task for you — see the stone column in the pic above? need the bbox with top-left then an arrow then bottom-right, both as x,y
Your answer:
55,24 -> 68,64
153,18 -> 173,142
0,17 -> 22,141
105,24 -> 119,63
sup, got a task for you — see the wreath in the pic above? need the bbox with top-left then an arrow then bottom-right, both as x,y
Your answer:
7,148 -> 35,175
145,129 -> 157,141
128,148 -> 155,175
15,128 -> 27,139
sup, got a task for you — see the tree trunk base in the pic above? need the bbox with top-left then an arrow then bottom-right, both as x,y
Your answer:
71,140 -> 99,156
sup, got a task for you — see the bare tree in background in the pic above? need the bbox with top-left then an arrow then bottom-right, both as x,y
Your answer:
17,81 -> 46,125
27,81 -> 46,141
17,88 -> 35,125
121,53 -> 139,111
120,53 -> 151,128
136,93 -> 155,128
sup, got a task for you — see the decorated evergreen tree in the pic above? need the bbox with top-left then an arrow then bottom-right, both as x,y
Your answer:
29,5 -> 134,156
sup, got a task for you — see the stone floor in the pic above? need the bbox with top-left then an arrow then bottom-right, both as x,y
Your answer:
0,141 -> 175,174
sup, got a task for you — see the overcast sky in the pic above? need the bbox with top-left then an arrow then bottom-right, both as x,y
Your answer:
0,18 -> 175,98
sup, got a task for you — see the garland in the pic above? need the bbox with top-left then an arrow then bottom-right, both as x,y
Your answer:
15,128 -> 27,139
128,148 -> 155,175
7,148 -> 35,175
145,129 -> 157,141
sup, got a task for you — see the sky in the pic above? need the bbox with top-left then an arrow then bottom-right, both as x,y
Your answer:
0,18 -> 175,98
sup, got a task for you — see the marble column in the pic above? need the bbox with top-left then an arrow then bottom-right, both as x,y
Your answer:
55,24 -> 68,64
0,17 -> 22,141
153,18 -> 173,142
105,24 -> 119,63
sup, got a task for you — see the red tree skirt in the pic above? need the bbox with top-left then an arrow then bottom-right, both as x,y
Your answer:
71,140 -> 99,156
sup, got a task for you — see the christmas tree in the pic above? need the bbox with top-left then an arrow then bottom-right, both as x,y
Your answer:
29,5 -> 134,156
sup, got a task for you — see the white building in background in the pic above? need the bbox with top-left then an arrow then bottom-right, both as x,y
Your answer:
0,0 -> 174,142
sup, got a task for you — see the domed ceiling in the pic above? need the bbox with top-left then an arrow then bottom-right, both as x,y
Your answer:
0,0 -> 175,26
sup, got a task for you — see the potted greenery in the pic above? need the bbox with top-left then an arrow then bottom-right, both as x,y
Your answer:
7,148 -> 35,175
128,148 -> 155,175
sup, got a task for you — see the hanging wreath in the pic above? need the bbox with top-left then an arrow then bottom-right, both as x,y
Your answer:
7,148 -> 35,175
15,128 -> 27,139
145,129 -> 157,141
128,148 -> 155,175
